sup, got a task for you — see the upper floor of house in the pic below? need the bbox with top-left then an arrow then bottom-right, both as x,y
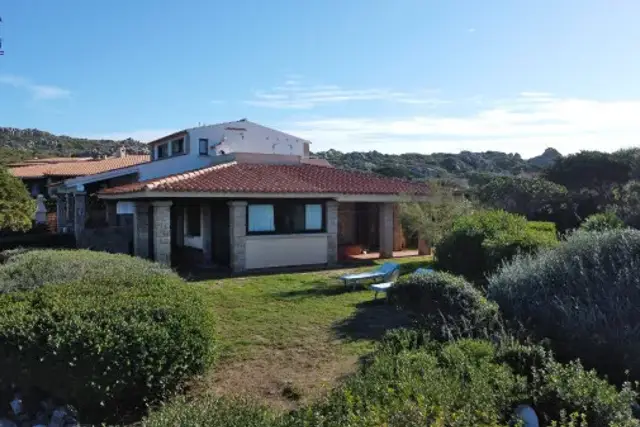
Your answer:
60,119 -> 324,191
148,119 -> 311,162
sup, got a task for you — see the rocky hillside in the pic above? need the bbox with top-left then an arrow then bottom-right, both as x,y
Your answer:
0,127 -> 149,165
1,127 -> 562,179
314,148 -> 560,180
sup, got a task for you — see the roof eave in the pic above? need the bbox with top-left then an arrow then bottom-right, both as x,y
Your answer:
99,190 -> 429,203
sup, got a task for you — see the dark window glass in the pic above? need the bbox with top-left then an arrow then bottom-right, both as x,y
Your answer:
186,206 -> 201,236
247,201 -> 325,234
199,138 -> 209,155
157,143 -> 169,159
172,138 -> 185,155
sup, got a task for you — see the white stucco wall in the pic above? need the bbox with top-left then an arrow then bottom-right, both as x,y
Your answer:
189,120 -> 308,157
244,234 -> 328,269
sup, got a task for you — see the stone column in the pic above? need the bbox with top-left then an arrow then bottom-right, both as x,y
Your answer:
66,193 -> 75,231
56,196 -> 65,232
201,203 -> 213,265
378,202 -> 394,259
134,202 -> 151,259
228,201 -> 247,273
106,201 -> 118,226
74,192 -> 87,244
326,200 -> 339,265
153,201 -> 172,266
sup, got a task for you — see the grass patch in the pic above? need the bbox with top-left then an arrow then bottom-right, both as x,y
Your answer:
190,257 -> 433,409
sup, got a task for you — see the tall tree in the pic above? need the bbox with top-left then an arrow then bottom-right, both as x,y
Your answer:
400,183 -> 475,247
0,167 -> 35,232
544,151 -> 631,191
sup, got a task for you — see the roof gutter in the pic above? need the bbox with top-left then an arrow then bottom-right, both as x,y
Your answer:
98,191 -> 429,203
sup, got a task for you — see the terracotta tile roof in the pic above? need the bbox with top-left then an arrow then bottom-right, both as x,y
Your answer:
101,162 -> 431,196
9,155 -> 150,179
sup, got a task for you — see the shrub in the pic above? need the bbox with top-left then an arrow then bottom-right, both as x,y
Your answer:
488,229 -> 640,384
388,271 -> 500,340
0,250 -> 216,423
287,338 -> 525,427
142,396 -> 281,427
530,359 -> 638,427
435,210 -> 557,284
580,211 -> 625,231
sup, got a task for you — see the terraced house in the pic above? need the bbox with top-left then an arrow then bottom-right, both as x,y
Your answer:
42,120 -> 432,272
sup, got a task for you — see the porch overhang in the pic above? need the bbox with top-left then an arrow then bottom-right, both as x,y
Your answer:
98,190 -> 431,203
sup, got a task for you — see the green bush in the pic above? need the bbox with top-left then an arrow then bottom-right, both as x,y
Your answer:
580,211 -> 625,232
0,250 -> 216,423
142,396 -> 280,427
435,210 -> 557,284
143,334 -> 639,427
488,229 -> 640,385
388,271 -> 500,340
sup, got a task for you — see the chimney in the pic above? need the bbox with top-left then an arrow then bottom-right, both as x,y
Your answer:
116,145 -> 127,158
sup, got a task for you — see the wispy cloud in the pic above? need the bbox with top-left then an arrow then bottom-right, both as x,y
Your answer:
245,79 -> 445,109
284,93 -> 640,157
467,28 -> 476,33
0,74 -> 71,100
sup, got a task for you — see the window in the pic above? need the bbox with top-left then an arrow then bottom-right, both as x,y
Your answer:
186,206 -> 201,236
157,143 -> 169,159
305,204 -> 323,230
247,201 -> 325,234
199,138 -> 209,155
248,204 -> 275,232
172,138 -> 185,155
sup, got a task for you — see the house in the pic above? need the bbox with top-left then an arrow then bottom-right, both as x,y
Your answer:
9,150 -> 149,198
54,119 -> 431,272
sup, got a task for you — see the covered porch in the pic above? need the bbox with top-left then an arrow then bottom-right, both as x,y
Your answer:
123,197 -> 400,273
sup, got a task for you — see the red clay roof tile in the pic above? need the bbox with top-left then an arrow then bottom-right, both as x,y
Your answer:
101,162 -> 430,196
9,155 -> 150,179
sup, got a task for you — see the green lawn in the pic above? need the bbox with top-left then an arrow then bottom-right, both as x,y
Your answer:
190,256 -> 432,410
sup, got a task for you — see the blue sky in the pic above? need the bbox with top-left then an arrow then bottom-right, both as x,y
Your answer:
1,0 -> 639,157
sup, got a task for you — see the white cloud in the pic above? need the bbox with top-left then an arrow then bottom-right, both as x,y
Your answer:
284,93 -> 640,157
0,74 -> 70,100
245,79 -> 445,109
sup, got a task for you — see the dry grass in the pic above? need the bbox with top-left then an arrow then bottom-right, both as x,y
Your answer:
189,257 -> 433,410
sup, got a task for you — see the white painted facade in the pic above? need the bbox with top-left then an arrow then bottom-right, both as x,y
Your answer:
244,234 -> 329,269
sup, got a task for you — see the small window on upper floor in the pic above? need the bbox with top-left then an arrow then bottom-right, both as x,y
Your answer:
172,138 -> 185,155
199,138 -> 209,155
157,143 -> 169,159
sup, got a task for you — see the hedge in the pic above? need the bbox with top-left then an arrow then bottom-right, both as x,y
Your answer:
388,271 -> 499,340
0,250 -> 216,423
435,210 -> 557,285
488,229 -> 640,385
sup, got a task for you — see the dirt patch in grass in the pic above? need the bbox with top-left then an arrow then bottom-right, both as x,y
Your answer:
206,346 -> 360,411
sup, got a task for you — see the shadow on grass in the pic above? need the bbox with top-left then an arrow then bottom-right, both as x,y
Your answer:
275,280 -> 352,299
333,299 -> 414,342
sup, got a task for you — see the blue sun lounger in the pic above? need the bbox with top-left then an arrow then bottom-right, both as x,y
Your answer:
340,262 -> 400,291
370,266 -> 434,299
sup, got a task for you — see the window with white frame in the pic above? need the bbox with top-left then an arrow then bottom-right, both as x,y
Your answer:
199,138 -> 209,155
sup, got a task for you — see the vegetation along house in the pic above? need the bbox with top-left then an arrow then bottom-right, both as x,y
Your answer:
52,119 -> 431,272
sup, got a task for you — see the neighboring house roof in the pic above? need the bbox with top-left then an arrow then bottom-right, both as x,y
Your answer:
8,157 -> 94,167
100,162 -> 430,197
9,155 -> 150,179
